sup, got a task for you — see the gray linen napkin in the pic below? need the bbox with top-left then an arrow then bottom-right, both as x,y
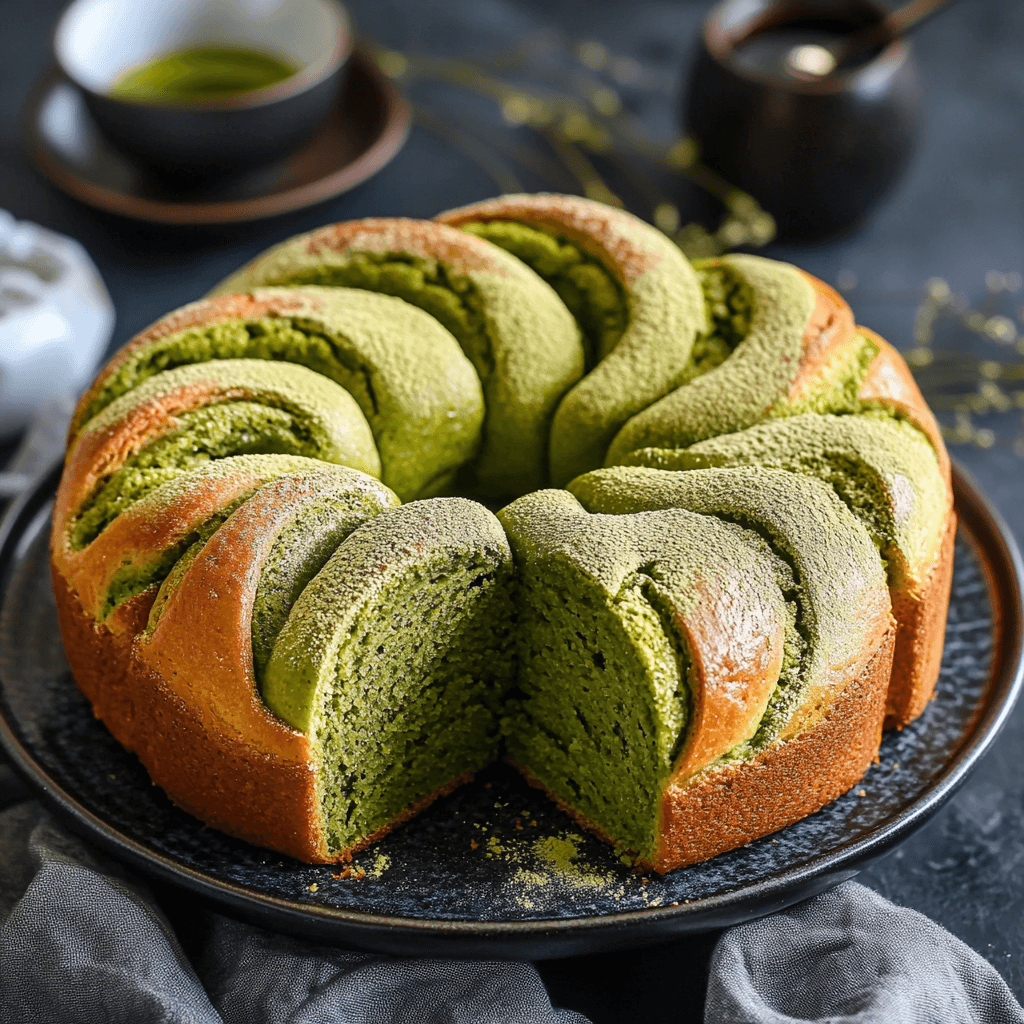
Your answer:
707,881 -> 1024,1024
0,801 -> 587,1024
1,796 -> 1021,1024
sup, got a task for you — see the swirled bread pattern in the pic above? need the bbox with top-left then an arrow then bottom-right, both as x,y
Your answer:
52,194 -> 953,872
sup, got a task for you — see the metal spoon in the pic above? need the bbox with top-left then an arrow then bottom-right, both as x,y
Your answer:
785,0 -> 961,79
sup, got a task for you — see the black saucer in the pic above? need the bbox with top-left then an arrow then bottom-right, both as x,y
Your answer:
24,49 -> 410,226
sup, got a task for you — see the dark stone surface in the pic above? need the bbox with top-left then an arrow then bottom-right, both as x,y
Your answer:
2,0 -> 1024,1017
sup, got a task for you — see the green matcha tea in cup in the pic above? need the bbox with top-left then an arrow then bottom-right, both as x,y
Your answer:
108,46 -> 299,102
54,0 -> 352,175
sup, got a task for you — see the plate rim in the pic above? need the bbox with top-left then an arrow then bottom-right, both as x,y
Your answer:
23,48 -> 411,226
0,459 -> 1021,958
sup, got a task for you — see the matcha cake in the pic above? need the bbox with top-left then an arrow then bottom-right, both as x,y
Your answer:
51,194 -> 955,871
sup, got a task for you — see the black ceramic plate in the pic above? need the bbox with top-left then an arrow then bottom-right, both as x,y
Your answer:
0,462 -> 1020,959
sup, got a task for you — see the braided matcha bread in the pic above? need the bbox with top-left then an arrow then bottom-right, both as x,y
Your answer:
51,193 -> 954,871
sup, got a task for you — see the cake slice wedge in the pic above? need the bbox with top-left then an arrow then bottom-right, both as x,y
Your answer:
497,489 -> 793,867
256,498 -> 515,860
561,465 -> 894,871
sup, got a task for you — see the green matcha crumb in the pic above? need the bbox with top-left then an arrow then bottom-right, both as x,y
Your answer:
366,852 -> 391,879
772,333 -> 879,418
462,220 -> 627,368
533,834 -> 583,873
686,261 -> 753,383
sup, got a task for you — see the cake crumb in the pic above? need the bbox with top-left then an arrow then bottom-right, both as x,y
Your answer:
366,853 -> 390,879
307,883 -> 318,892
331,865 -> 367,880
891,762 -> 900,770
857,789 -> 867,797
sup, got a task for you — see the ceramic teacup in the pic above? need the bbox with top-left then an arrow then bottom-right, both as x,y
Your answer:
682,0 -> 921,239
54,0 -> 352,176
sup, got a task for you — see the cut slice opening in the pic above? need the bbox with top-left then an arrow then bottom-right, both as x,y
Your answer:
505,559 -> 689,860
261,500 -> 514,857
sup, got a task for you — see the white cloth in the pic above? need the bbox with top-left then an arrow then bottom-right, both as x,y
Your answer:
0,211 -> 113,440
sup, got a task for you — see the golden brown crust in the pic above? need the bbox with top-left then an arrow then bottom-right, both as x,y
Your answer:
784,271 -> 858,404
673,577 -> 786,778
296,217 -> 529,276
651,623 -> 895,873
53,470 -> 257,625
126,656 -> 321,860
780,590 -> 893,745
854,327 -> 954,726
50,566 -> 155,736
781,297 -> 953,732
857,326 -> 950,479
129,476 -> 324,860
436,193 -> 669,284
886,510 -> 957,728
